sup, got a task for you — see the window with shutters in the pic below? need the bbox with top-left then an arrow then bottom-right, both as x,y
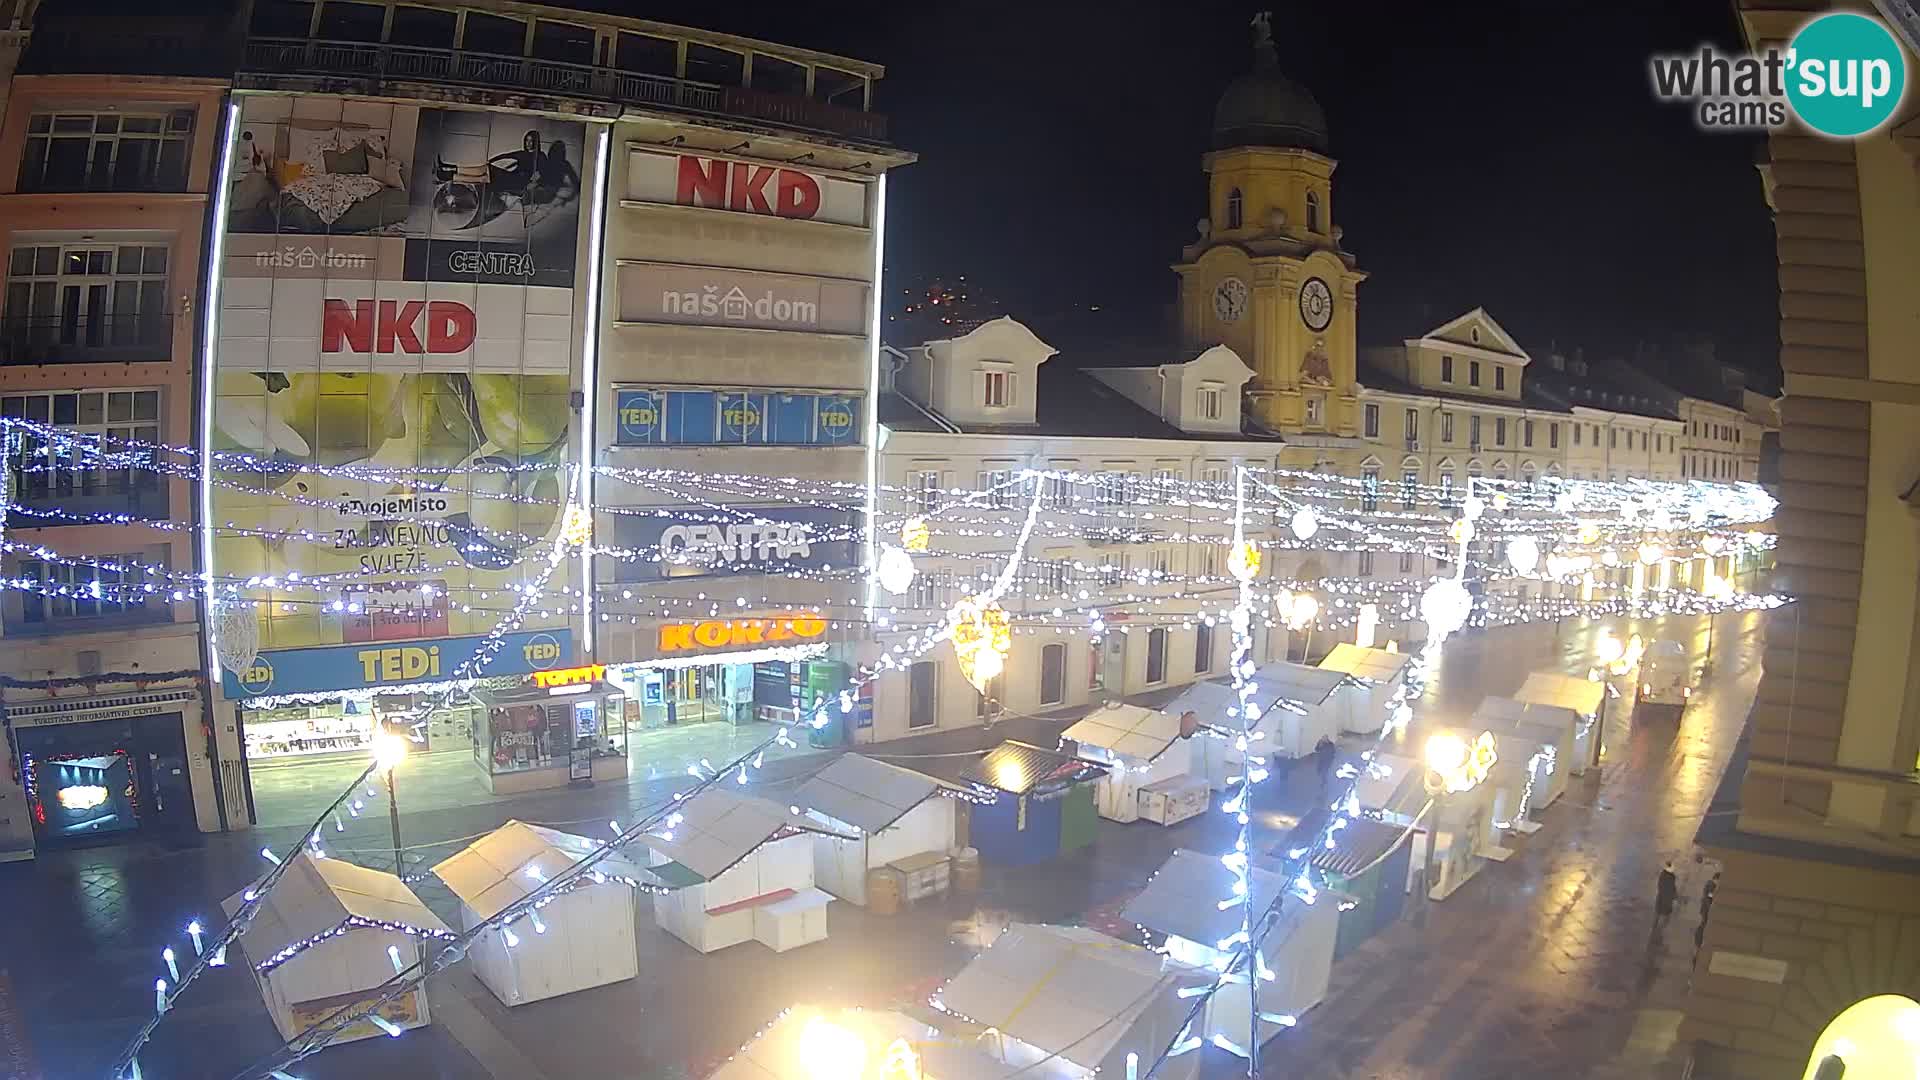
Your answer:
1196,385 -> 1223,421
982,369 -> 1012,408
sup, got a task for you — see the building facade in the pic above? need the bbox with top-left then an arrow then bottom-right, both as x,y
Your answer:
1679,4 -> 1920,1077
0,5 -> 235,859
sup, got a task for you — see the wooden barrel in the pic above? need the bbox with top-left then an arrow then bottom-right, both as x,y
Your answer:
953,847 -> 982,893
867,867 -> 901,915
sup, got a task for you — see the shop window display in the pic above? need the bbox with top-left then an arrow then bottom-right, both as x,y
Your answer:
476,690 -> 626,776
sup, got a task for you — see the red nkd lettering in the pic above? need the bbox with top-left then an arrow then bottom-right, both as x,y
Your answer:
776,169 -> 821,219
671,154 -> 824,221
675,155 -> 728,208
321,299 -> 475,354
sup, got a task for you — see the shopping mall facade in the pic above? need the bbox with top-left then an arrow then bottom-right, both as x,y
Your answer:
0,0 -> 908,851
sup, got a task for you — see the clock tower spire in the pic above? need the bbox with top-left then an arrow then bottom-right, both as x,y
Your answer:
1173,12 -> 1365,441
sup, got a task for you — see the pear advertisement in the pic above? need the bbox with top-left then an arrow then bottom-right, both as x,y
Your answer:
213,95 -> 588,652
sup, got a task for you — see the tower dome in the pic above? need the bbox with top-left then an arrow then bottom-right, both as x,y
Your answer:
1211,12 -> 1328,153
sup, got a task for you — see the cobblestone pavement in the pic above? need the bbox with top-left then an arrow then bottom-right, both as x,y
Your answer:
0,613 -> 1761,1080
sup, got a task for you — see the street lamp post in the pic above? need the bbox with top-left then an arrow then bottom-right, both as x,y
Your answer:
372,727 -> 409,876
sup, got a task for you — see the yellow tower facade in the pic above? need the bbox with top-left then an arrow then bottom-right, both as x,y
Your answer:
1173,15 -> 1366,452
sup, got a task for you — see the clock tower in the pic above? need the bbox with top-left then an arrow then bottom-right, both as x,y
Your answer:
1173,12 -> 1365,441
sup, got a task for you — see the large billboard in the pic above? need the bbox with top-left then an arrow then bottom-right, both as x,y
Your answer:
213,96 -> 591,664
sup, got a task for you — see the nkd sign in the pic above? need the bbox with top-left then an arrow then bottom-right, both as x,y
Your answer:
617,262 -> 868,336
626,149 -> 871,228
322,299 -> 476,354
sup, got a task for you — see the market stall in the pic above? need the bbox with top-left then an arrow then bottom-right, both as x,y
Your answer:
1309,817 -> 1414,958
959,742 -> 1106,867
1061,703 -> 1205,824
1471,696 -> 1582,814
430,820 -> 648,1006
792,753 -> 957,907
933,923 -> 1213,1080
643,789 -> 851,954
1350,752 -> 1429,898
222,852 -> 451,1044
1122,848 -> 1336,1052
1316,644 -> 1413,735
1167,663 -> 1355,788
1513,671 -> 1607,774
707,1007 -> 1017,1080
1419,727 -> 1512,900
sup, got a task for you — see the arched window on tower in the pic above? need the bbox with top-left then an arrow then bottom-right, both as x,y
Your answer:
1226,188 -> 1244,230
1306,190 -> 1322,233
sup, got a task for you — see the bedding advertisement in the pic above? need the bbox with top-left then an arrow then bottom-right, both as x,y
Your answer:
213,95 -> 590,659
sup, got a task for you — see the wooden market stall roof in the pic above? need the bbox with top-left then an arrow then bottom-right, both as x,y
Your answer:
432,820 -> 655,920
1513,671 -> 1606,718
960,741 -> 1107,796
222,852 -> 450,971
1318,644 -> 1413,683
1062,702 -> 1196,763
1121,847 -> 1287,945
791,753 -> 945,835
644,789 -> 854,883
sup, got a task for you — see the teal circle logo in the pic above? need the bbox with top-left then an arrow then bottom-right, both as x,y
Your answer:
1787,13 -> 1906,137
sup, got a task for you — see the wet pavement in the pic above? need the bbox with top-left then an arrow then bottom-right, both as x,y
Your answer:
0,612 -> 1762,1080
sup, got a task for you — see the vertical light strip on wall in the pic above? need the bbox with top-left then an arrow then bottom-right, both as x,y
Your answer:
199,99 -> 242,681
863,173 -> 888,618
576,124 -> 612,657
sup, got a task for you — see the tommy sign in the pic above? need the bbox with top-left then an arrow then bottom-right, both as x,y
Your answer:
617,262 -> 869,336
625,149 -> 871,227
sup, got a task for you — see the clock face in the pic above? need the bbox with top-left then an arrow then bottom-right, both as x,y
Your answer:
1212,277 -> 1248,323
1299,277 -> 1334,332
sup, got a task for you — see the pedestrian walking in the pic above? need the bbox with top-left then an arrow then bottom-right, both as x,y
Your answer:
1693,870 -> 1720,963
1655,860 -> 1679,933
1313,735 -> 1337,795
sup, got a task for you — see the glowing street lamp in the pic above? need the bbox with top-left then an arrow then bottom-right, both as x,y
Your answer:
371,726 -> 410,875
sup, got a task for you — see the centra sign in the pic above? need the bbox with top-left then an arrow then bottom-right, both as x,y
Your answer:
658,615 -> 829,653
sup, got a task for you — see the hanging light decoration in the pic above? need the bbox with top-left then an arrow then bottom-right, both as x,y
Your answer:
1576,521 -> 1602,544
1227,540 -> 1262,582
1420,578 -> 1472,641
1289,507 -> 1318,540
1462,494 -> 1486,521
1637,542 -> 1665,566
559,504 -> 593,547
899,516 -> 930,553
874,545 -> 916,596
1505,536 -> 1540,574
1702,535 -> 1727,556
949,595 -> 1012,692
1285,592 -> 1319,630
1449,518 -> 1475,546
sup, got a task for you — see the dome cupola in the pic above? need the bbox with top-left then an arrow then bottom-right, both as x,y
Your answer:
1211,11 -> 1328,153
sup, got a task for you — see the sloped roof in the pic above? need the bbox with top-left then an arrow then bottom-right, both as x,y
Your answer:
1471,696 -> 1581,740
707,1008 -> 1018,1080
1062,703 -> 1191,763
792,753 -> 943,835
962,740 -> 1106,795
935,924 -> 1212,1073
432,820 -> 652,920
1352,752 -> 1425,817
642,790 -> 840,883
1252,662 -> 1350,708
1122,848 -> 1287,945
1513,671 -> 1606,718
223,852 -> 449,966
1311,816 -> 1413,878
1317,644 -> 1412,684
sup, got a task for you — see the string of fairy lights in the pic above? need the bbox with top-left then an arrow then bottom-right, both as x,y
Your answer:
13,416 -> 1779,1079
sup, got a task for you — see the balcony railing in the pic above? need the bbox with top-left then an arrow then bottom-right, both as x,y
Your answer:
0,315 -> 174,366
242,38 -> 889,144
9,477 -> 170,524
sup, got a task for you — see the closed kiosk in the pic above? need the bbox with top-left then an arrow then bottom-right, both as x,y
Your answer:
960,742 -> 1106,867
1167,663 -> 1357,789
1470,696 -> 1582,813
1062,703 -> 1201,824
223,852 -> 450,1046
1122,849 -> 1337,1055
642,790 -> 851,954
1317,644 -> 1413,735
793,753 -> 956,907
431,821 -> 644,1006
934,923 -> 1212,1080
1513,671 -> 1607,774
1309,817 -> 1414,957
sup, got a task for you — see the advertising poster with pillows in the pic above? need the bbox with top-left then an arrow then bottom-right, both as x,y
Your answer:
214,95 -> 589,653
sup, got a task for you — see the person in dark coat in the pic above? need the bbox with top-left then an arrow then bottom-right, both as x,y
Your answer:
1313,735 -> 1338,795
1655,861 -> 1679,931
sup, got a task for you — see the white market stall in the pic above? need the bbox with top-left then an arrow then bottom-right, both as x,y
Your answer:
430,820 -> 646,1006
644,789 -> 853,955
1350,752 -> 1430,897
1513,671 -> 1607,774
1316,644 -> 1413,735
934,923 -> 1213,1080
1121,848 -> 1337,1053
707,1007 -> 1018,1080
792,753 -> 957,907
1061,703 -> 1205,824
1471,697 -> 1582,814
1421,724 -> 1518,899
223,851 -> 451,1044
1166,663 -> 1356,790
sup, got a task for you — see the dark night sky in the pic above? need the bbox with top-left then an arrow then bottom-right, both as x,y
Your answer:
643,1 -> 1781,379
